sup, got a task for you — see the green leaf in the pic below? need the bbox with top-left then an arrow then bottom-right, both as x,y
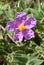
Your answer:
26,53 -> 44,65
5,7 -> 14,20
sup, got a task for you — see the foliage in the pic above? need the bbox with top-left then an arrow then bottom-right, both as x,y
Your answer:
0,0 -> 44,65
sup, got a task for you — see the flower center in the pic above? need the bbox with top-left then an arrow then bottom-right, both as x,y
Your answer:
18,24 -> 25,31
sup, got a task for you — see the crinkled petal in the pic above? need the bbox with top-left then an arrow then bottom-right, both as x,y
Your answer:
13,30 -> 23,42
24,17 -> 36,29
15,12 -> 26,21
25,25 -> 31,29
23,29 -> 34,40
18,32 -> 23,42
6,21 -> 15,31
13,30 -> 19,40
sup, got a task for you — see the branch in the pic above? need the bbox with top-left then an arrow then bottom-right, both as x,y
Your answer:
40,17 -> 44,23
0,25 -> 18,45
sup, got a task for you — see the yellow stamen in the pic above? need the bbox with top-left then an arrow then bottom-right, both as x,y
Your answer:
18,24 -> 25,31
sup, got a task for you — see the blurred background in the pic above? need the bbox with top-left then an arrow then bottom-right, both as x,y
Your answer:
0,0 -> 44,65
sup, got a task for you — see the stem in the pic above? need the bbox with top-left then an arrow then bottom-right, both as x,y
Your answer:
0,25 -> 18,45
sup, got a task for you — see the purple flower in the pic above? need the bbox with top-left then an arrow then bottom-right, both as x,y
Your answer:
6,12 -> 36,42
